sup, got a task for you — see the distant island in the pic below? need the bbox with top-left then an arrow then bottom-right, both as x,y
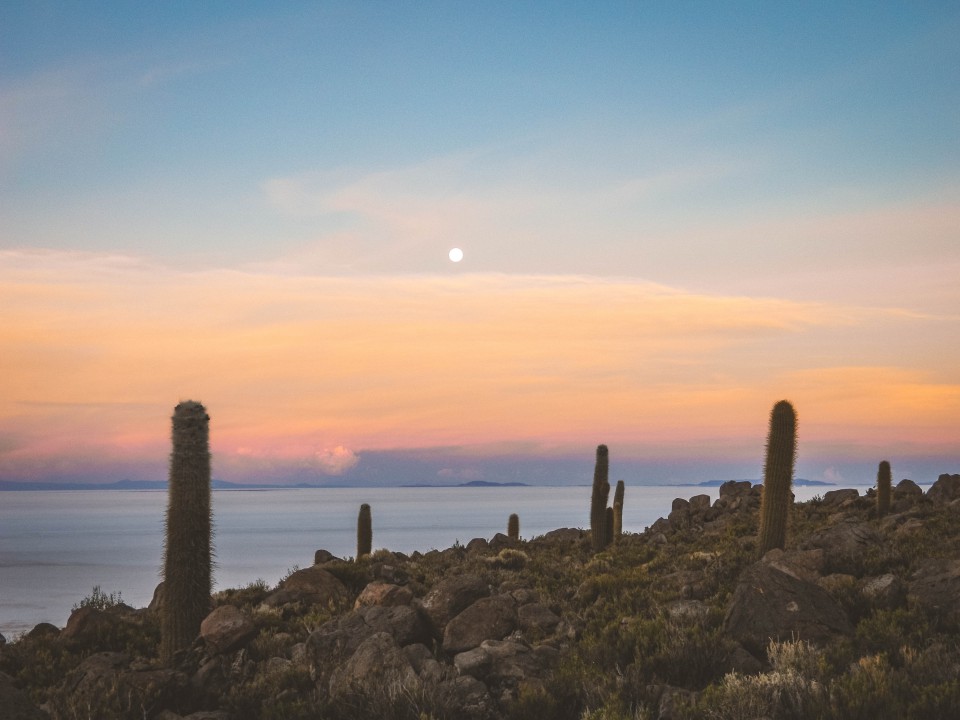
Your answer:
400,480 -> 530,488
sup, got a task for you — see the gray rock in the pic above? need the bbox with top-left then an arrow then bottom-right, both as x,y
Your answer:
25,622 -> 59,640
725,561 -> 852,656
329,632 -> 420,701
860,573 -> 907,610
200,604 -> 257,655
518,603 -> 560,632
821,488 -> 860,507
433,676 -> 495,720
354,581 -> 414,609
719,480 -> 753,498
313,549 -> 339,565
927,474 -> 960,503
689,494 -> 711,513
263,566 -> 350,608
419,574 -> 489,636
454,646 -> 492,679
910,558 -> 960,628
894,479 -> 924,497
308,604 -> 431,671
443,595 -> 518,654
0,671 -> 46,719
804,520 -> 881,574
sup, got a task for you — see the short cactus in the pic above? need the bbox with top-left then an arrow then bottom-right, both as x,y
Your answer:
507,513 -> 520,541
357,503 -> 372,559
612,480 -> 625,540
877,460 -> 892,517
160,401 -> 213,664
758,400 -> 797,556
590,445 -> 611,552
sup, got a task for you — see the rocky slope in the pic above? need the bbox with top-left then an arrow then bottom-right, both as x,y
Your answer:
2,473 -> 959,720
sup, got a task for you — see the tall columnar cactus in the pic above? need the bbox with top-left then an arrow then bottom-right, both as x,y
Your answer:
590,445 -> 611,552
357,503 -> 372,559
758,400 -> 797,556
612,480 -> 625,540
507,513 -> 520,541
161,401 -> 212,664
877,460 -> 892,517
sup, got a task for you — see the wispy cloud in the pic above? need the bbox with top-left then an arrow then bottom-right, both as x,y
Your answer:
2,249 -> 956,482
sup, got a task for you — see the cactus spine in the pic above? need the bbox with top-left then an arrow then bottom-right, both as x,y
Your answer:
612,480 -> 625,541
758,400 -> 797,556
357,503 -> 372,559
590,445 -> 611,552
507,513 -> 520,541
160,401 -> 212,664
877,460 -> 892,517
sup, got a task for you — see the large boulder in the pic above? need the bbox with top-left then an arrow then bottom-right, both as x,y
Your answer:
419,574 -> 489,636
803,520 -> 881,575
442,595 -> 518,654
308,604 -> 431,678
927,474 -> 960,504
909,558 -> 960,628
328,632 -> 420,701
725,560 -> 852,656
199,605 -> 257,655
263,566 -> 350,608
354,581 -> 413,609
0,671 -> 46,720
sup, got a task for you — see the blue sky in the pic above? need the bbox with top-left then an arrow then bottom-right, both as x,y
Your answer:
2,2 -> 958,485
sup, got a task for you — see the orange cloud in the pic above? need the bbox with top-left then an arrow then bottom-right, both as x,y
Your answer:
1,250 -> 957,481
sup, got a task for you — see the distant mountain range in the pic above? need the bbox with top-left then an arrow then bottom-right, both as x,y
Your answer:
0,478 -> 533,491
692,479 -> 835,487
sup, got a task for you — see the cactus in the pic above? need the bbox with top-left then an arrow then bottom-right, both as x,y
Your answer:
605,506 -> 614,547
160,401 -> 212,664
357,503 -> 372,559
507,513 -> 520,541
877,460 -> 892,517
758,400 -> 797,556
590,445 -> 611,552
612,480 -> 625,540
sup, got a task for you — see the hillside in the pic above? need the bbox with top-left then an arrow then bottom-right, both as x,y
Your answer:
1,474 -> 959,720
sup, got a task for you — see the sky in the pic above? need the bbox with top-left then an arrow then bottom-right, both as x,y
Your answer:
1,1 -> 958,486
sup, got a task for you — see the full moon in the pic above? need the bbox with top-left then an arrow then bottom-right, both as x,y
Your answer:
448,247 -> 464,263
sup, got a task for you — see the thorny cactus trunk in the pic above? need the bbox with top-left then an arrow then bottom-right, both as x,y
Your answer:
877,460 -> 892,518
758,400 -> 797,557
612,480 -> 625,541
161,401 -> 212,664
507,513 -> 520,541
357,503 -> 372,559
590,445 -> 611,552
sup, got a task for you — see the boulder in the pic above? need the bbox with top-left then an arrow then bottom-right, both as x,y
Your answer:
0,671 -> 46,720
909,558 -> 960,628
419,574 -> 489,635
313,549 -> 339,565
763,548 -> 826,583
354,581 -> 413,609
443,595 -> 518,654
308,604 -> 431,674
149,582 -> 166,613
328,631 -> 419,701
859,574 -> 907,610
199,605 -> 257,655
927,474 -> 960,504
725,561 -> 852,656
466,538 -> 489,553
263,566 -> 350,608
689,494 -> 711,514
803,521 -> 881,574
719,480 -> 753,499
488,532 -> 516,551
821,489 -> 859,507
26,622 -> 59,640
432,675 -> 495,720
518,603 -> 560,632
894,479 -> 923,498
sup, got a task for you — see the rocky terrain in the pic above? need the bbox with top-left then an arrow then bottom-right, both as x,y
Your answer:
2,473 -> 959,720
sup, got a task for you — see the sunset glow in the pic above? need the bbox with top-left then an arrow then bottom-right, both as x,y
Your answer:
2,3 -> 958,486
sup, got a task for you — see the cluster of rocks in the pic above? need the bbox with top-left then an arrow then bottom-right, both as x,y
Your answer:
3,473 -> 958,720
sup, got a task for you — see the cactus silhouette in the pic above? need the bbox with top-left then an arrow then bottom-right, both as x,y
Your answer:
877,460 -> 892,517
758,400 -> 797,556
590,445 -> 611,551
507,513 -> 520,541
160,401 -> 212,664
357,503 -> 372,559
612,480 -> 625,540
